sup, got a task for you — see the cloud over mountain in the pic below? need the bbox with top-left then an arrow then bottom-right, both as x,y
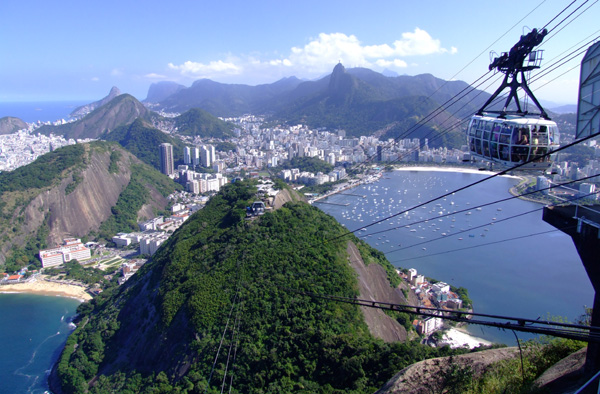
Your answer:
165,29 -> 456,83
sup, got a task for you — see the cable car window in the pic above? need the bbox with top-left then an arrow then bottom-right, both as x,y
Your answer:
483,130 -> 491,141
499,144 -> 509,161
537,125 -> 548,145
475,138 -> 482,154
485,121 -> 493,131
491,141 -> 499,159
511,128 -> 520,145
483,140 -> 490,158
499,133 -> 510,144
476,129 -> 482,138
501,124 -> 512,134
550,126 -> 559,145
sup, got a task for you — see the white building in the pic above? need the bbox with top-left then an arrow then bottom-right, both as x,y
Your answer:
39,238 -> 91,268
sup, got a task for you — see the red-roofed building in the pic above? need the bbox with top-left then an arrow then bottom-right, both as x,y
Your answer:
39,238 -> 91,268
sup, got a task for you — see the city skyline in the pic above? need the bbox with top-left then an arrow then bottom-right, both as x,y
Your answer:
1,1 -> 598,105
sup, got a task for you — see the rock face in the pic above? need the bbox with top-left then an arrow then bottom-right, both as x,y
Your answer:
0,142 -> 171,262
346,241 -> 408,342
23,147 -> 132,247
375,347 -> 519,394
70,86 -> 121,118
0,116 -> 28,134
145,81 -> 185,103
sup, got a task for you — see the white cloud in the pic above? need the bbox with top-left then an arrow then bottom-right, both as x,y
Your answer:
167,60 -> 241,78
375,59 -> 409,68
144,73 -> 167,79
281,29 -> 452,74
111,68 -> 124,77
91,77 -> 99,82
164,29 -> 454,83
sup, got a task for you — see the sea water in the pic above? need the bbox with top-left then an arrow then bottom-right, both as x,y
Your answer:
0,101 -> 89,123
317,169 -> 594,345
0,293 -> 80,394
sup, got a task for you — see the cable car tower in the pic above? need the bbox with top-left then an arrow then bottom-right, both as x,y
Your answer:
467,28 -> 560,171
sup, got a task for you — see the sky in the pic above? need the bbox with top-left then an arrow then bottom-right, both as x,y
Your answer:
1,0 -> 598,105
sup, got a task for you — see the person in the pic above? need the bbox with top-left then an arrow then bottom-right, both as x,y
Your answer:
518,134 -> 528,145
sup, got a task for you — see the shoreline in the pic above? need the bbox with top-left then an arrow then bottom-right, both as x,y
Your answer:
393,165 -> 522,179
442,326 -> 493,349
0,276 -> 92,301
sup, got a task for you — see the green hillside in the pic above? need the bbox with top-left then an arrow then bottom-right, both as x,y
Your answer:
37,94 -> 152,140
102,118 -> 186,170
174,108 -> 235,138
54,181 -> 469,393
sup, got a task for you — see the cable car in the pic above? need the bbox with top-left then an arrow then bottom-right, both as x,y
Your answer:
467,115 -> 559,170
467,28 -> 559,171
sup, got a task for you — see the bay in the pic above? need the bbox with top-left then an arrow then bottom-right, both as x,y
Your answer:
317,168 -> 594,345
0,101 -> 89,123
0,293 -> 80,394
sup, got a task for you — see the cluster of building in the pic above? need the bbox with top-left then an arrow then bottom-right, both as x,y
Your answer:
111,199 -> 203,255
0,266 -> 37,284
279,167 -> 347,186
398,268 -> 464,336
0,129 -> 77,172
159,142 -> 228,193
218,116 -> 470,172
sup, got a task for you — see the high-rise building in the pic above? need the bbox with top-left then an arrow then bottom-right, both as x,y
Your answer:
183,147 -> 191,164
159,143 -> 174,175
193,147 -> 200,166
200,145 -> 212,167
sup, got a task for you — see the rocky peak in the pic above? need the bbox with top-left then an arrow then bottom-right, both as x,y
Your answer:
328,62 -> 358,103
70,86 -> 122,118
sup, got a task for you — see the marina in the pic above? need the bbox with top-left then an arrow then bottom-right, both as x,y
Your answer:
317,168 -> 594,345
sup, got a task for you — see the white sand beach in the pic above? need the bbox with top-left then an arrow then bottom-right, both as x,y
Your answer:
0,276 -> 92,301
394,166 -> 522,179
394,166 -> 521,178
442,327 -> 493,349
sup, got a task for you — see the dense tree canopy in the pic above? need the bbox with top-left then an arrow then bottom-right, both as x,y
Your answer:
55,181 -> 472,394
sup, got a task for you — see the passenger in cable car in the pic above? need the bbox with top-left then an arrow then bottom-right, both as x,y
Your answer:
518,133 -> 528,145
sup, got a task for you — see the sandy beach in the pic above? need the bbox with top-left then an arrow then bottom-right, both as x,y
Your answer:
442,327 -> 493,349
394,165 -> 522,179
0,276 -> 92,301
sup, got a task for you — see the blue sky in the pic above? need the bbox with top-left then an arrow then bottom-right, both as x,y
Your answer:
1,0 -> 598,104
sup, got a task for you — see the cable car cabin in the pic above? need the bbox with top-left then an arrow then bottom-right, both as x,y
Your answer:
467,115 -> 559,171
246,201 -> 266,217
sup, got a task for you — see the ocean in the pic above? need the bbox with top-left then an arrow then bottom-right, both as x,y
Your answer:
317,169 -> 594,345
0,293 -> 80,394
0,101 -> 90,123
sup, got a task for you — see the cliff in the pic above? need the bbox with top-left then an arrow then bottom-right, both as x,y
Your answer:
0,141 -> 179,266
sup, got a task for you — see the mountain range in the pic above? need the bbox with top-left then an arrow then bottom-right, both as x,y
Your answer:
147,64 -> 488,141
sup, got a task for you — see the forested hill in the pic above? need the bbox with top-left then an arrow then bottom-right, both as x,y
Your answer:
52,180 -> 469,393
